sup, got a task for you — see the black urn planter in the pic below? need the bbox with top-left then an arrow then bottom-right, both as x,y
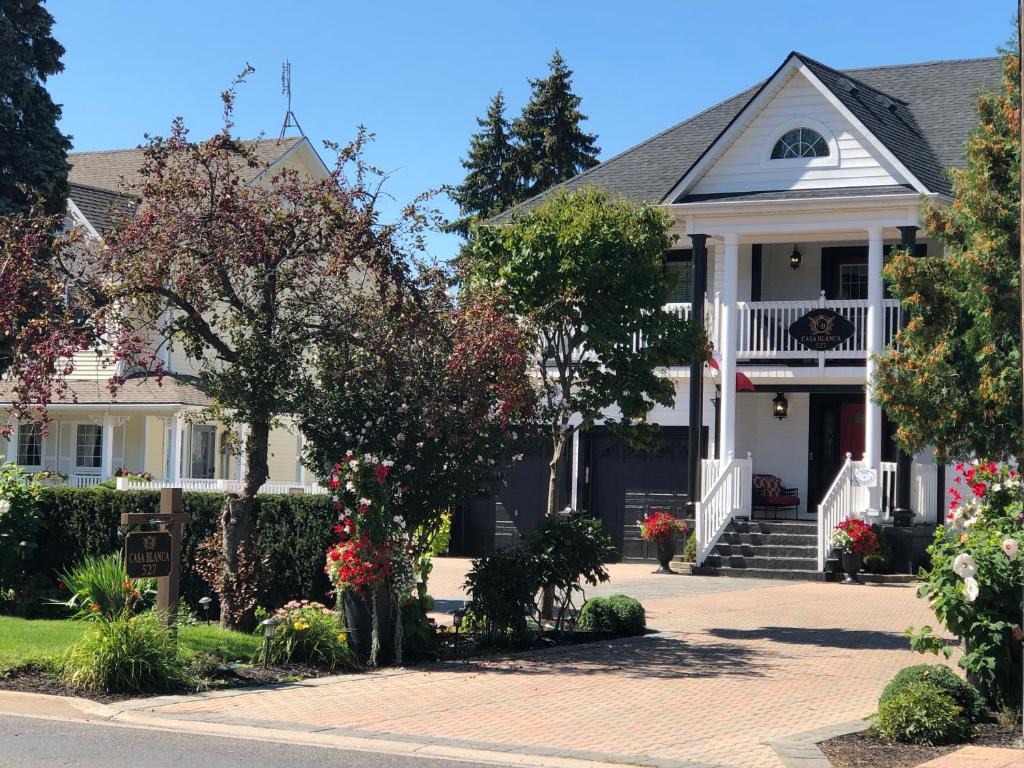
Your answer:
841,551 -> 863,584
891,509 -> 915,527
342,583 -> 395,666
653,536 -> 676,574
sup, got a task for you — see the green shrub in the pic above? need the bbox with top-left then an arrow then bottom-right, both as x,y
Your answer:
264,601 -> 358,670
400,594 -> 439,660
880,664 -> 984,723
578,594 -> 646,637
60,612 -> 190,693
525,512 -> 615,629
465,546 -> 541,643
55,553 -> 156,620
0,463 -> 42,585
875,680 -> 974,745
682,532 -> 696,563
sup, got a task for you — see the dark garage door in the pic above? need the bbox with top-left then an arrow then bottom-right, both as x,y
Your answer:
587,428 -> 695,553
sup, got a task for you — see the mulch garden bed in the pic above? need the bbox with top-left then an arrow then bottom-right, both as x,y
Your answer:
0,662 -> 332,704
820,720 -> 1023,768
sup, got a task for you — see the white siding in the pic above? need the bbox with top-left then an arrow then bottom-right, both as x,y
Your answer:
734,393 -> 810,513
692,70 -> 906,195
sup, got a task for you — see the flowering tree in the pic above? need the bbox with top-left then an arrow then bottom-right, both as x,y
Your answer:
908,462 -> 1022,709
1,74 -> 428,629
299,272 -> 537,537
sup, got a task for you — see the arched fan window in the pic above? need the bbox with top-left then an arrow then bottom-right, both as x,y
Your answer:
770,127 -> 830,159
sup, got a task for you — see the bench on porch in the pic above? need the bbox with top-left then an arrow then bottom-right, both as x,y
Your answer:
752,474 -> 800,519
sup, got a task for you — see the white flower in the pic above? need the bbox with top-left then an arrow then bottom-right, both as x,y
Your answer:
345,480 -> 356,492
952,552 -> 977,579
0,499 -> 10,516
1002,539 -> 1019,560
358,497 -> 373,508
963,576 -> 979,602
382,459 -> 394,467
404,464 -> 413,472
512,454 -> 524,462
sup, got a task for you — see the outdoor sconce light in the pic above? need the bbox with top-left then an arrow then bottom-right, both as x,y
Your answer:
772,392 -> 789,420
260,617 -> 280,668
198,596 -> 212,625
790,245 -> 802,270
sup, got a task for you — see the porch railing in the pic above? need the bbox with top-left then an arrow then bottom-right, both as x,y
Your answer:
879,462 -> 939,524
695,451 -> 752,565
70,474 -> 103,488
816,454 -> 869,570
734,294 -> 901,359
115,477 -> 327,495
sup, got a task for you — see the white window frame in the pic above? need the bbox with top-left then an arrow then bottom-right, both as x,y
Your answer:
16,423 -> 43,469
74,423 -> 104,473
760,117 -> 840,170
189,424 -> 217,480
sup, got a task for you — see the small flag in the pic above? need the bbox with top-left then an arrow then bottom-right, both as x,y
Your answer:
708,348 -> 755,392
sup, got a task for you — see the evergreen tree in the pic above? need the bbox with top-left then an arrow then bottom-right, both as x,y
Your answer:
0,0 -> 71,217
512,51 -> 600,197
874,42 -> 1020,460
449,91 -> 520,235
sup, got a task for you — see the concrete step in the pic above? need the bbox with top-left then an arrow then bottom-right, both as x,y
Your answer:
731,520 -> 818,536
719,532 -> 817,547
702,555 -> 819,571
711,543 -> 818,559
692,565 -> 829,581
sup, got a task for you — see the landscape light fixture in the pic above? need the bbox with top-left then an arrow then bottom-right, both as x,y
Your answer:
260,617 -> 280,668
790,245 -> 802,270
772,392 -> 789,420
198,596 -> 212,625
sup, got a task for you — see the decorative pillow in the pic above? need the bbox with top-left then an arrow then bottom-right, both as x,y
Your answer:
752,474 -> 781,497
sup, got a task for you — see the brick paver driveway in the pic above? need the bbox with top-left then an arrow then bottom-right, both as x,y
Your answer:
138,559 -> 940,768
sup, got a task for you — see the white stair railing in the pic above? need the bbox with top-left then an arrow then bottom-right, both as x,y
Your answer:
816,454 -> 870,570
695,451 -> 752,565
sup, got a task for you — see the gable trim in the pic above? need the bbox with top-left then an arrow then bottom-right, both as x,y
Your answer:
66,198 -> 101,239
252,137 -> 331,185
664,54 -> 931,203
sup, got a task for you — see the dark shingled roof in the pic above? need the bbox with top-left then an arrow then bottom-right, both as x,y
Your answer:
68,182 -> 137,235
493,54 -> 1001,219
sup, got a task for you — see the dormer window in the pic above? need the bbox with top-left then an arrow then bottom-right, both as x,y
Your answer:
770,128 -> 830,159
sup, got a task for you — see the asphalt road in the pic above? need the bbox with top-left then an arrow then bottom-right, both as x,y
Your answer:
0,715 -> 506,768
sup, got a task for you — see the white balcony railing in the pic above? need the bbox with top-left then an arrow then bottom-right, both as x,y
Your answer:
115,477 -> 328,495
735,294 -> 901,359
70,474 -> 103,488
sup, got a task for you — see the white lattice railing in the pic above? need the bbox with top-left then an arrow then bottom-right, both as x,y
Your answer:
734,293 -> 900,359
115,477 -> 327,495
816,454 -> 869,569
695,451 -> 752,565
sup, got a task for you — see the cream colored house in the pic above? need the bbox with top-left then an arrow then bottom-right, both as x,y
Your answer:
1,138 -> 328,493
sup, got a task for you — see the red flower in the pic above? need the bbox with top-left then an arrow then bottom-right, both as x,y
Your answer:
374,464 -> 390,483
971,482 -> 986,497
328,549 -> 341,562
640,512 -> 688,542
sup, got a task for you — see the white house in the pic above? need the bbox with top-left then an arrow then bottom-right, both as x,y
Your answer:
463,52 -> 1001,577
1,137 -> 329,495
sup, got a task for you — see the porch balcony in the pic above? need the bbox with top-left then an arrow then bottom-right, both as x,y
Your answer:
644,296 -> 902,362
113,476 -> 327,495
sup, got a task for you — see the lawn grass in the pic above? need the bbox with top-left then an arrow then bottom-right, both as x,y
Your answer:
0,616 -> 260,671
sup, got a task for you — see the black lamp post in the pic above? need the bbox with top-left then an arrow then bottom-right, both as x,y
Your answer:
260,617 -> 280,668
198,596 -> 212,625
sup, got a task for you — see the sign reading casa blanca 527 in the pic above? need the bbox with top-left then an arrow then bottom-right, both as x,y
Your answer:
125,532 -> 173,578
787,309 -> 856,351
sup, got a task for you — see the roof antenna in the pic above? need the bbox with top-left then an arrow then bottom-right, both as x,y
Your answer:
278,60 -> 305,143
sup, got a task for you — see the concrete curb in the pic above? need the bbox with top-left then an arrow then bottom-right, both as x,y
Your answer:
764,719 -> 870,768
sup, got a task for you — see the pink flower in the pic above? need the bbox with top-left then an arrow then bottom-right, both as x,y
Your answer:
1002,539 -> 1019,560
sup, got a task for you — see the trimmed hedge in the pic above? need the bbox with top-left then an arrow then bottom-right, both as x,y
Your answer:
880,664 -> 984,723
20,487 -> 337,614
577,594 -> 646,636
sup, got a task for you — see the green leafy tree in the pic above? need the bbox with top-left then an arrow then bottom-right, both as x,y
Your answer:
449,91 -> 521,235
512,51 -> 600,197
0,0 -> 70,216
874,43 -> 1020,460
468,187 -> 705,521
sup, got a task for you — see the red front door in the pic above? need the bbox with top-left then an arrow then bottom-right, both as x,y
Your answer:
839,403 -> 866,460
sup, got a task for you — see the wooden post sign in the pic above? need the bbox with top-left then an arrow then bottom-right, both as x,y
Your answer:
121,487 -> 186,627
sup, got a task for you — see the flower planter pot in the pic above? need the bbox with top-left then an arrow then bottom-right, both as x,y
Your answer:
841,551 -> 863,584
342,583 -> 395,666
891,509 -> 915,527
653,537 -> 676,574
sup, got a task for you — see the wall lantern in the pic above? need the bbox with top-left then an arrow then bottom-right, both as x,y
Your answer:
790,245 -> 802,270
772,392 -> 789,420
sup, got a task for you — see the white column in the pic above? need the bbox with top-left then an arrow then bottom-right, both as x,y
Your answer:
236,424 -> 247,482
168,412 -> 182,482
100,415 -> 114,479
570,432 -> 581,510
864,226 -> 884,513
719,234 -> 739,461
296,429 -> 306,485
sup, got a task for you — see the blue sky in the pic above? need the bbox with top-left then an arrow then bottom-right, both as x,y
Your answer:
48,0 -> 1012,261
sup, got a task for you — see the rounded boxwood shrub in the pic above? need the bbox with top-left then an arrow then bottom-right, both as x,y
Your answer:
880,664 -> 984,723
61,612 -> 190,693
875,680 -> 973,745
578,594 -> 646,636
